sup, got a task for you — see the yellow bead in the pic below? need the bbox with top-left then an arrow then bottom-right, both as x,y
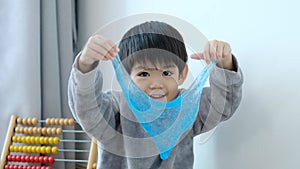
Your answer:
14,146 -> 19,152
31,146 -> 36,153
46,146 -> 51,154
35,137 -> 40,144
44,137 -> 49,144
39,136 -> 45,144
19,136 -> 24,143
27,146 -> 32,153
48,137 -> 53,144
51,146 -> 58,154
40,146 -> 46,154
22,146 -> 27,153
30,136 -> 35,144
26,136 -> 31,144
9,145 -> 14,152
53,137 -> 60,144
12,136 -> 17,142
35,146 -> 41,153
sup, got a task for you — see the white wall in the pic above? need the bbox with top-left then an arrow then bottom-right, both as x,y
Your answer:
0,0 -> 41,154
77,0 -> 300,168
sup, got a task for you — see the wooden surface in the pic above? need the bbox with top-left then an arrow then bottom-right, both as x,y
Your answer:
87,137 -> 98,169
0,115 -> 17,169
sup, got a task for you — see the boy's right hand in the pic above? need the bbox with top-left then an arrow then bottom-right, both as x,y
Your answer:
78,35 -> 118,73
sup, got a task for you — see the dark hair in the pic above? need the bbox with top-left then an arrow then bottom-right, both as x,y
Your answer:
118,21 -> 188,74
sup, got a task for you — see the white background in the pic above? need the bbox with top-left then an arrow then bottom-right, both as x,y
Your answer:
76,0 -> 300,168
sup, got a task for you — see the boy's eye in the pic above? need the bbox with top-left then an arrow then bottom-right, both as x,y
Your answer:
162,71 -> 173,76
138,72 -> 150,77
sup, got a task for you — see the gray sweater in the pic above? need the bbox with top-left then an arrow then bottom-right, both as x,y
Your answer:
68,56 -> 243,169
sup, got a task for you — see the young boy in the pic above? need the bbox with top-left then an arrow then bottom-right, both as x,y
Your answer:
68,21 -> 243,169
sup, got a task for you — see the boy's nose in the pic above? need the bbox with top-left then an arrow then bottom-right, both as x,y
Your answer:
149,81 -> 164,89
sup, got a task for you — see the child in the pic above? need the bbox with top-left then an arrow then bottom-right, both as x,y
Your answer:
68,21 -> 243,169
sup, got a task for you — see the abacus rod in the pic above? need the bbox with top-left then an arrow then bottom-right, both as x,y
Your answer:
63,129 -> 85,133
61,139 -> 91,143
58,149 -> 89,153
55,158 -> 88,163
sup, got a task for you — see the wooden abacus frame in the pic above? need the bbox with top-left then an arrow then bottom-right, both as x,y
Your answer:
0,115 -> 98,169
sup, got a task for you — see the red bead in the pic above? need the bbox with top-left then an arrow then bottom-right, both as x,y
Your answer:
20,155 -> 25,162
40,167 -> 46,169
29,156 -> 35,163
43,156 -> 48,163
22,166 -> 27,169
48,156 -> 54,164
38,156 -> 44,163
31,166 -> 36,169
17,165 -> 23,169
45,166 -> 52,169
15,155 -> 21,162
7,155 -> 12,161
9,165 -> 14,169
10,155 -> 16,162
34,156 -> 39,163
13,165 -> 18,169
36,166 -> 41,169
4,164 -> 10,169
24,155 -> 30,162
26,166 -> 31,169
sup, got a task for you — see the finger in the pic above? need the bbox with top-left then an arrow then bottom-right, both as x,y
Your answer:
209,40 -> 218,62
216,41 -> 224,61
190,53 -> 204,60
106,40 -> 118,59
88,42 -> 116,61
223,42 -> 232,59
88,42 -> 109,59
83,48 -> 106,63
203,42 -> 210,64
94,36 -> 116,59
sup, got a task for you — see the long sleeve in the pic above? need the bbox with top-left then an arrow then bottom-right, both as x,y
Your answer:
193,56 -> 244,135
68,56 -> 120,142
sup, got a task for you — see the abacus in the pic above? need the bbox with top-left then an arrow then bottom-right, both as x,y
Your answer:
0,115 -> 98,169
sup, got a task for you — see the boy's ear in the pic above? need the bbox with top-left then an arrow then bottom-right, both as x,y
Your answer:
178,64 -> 188,85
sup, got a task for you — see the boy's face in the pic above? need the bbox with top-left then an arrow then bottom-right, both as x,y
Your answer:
130,61 -> 188,102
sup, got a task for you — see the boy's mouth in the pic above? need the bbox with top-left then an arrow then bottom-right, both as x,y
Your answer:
148,91 -> 167,101
149,94 -> 165,99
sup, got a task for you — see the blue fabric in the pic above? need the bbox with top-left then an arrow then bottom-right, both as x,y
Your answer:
112,54 -> 216,160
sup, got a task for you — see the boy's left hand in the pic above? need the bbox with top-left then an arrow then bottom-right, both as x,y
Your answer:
191,40 -> 234,70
